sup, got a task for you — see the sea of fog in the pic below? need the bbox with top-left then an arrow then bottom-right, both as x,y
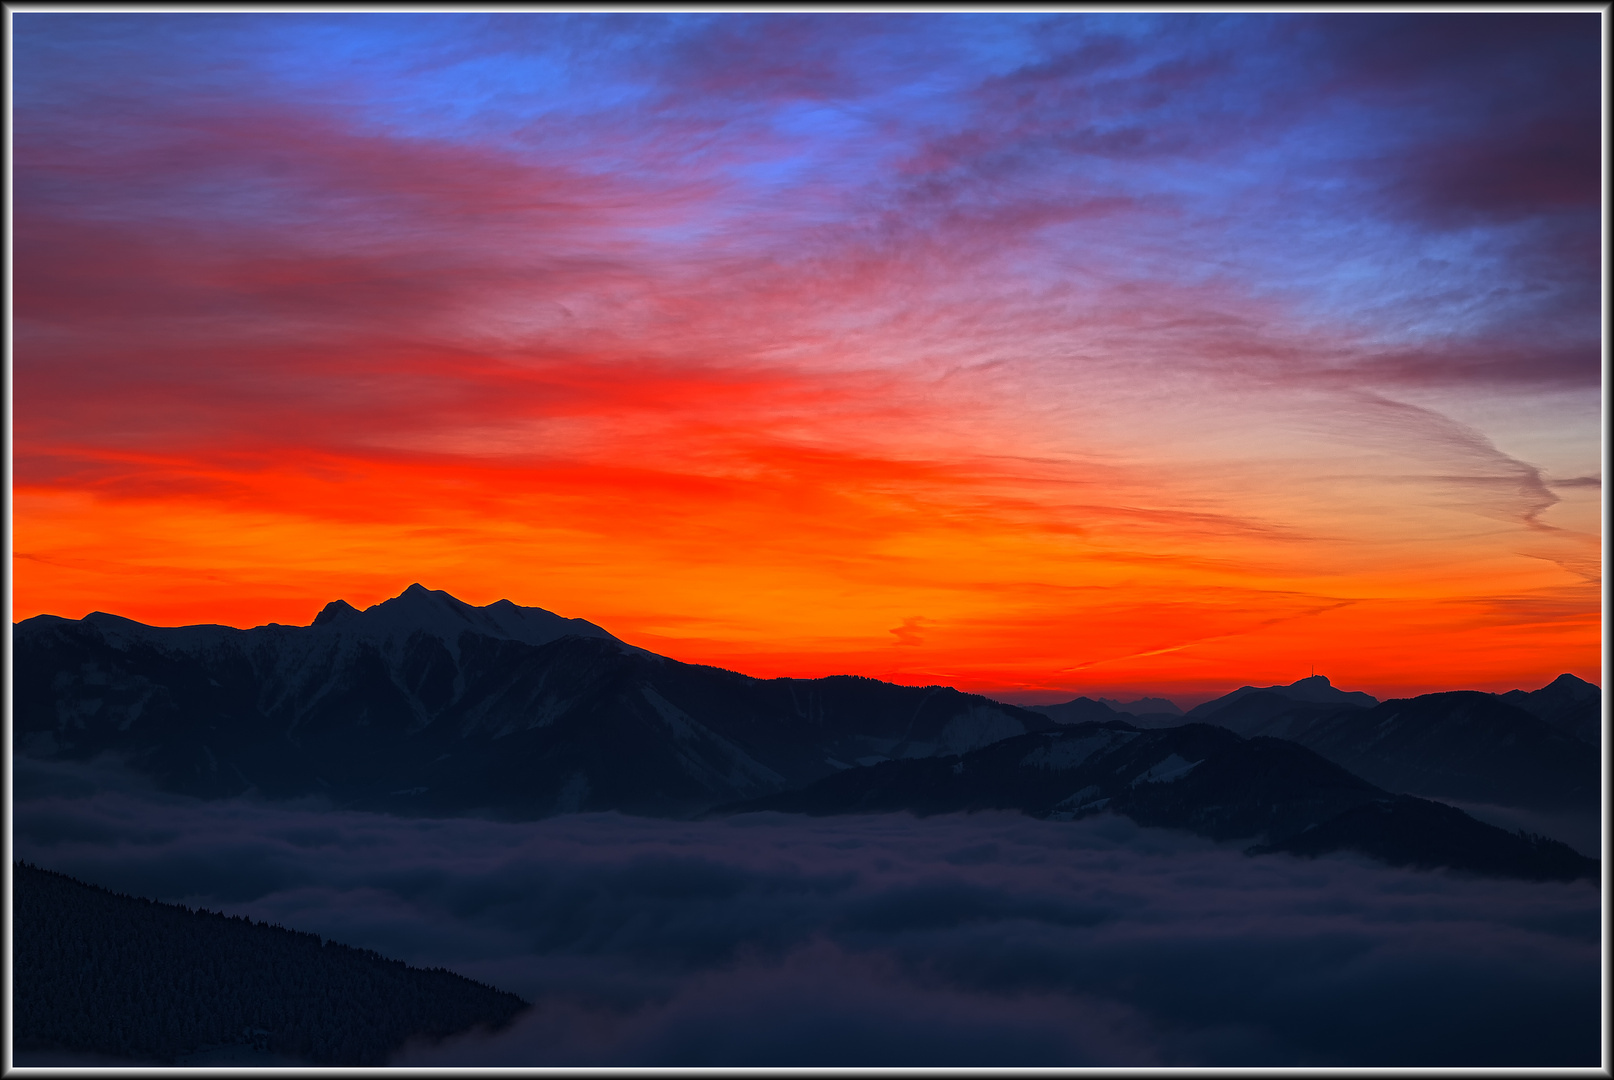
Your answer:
12,754 -> 1602,1067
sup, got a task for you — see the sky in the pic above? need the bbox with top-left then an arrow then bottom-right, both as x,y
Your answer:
14,754 -> 1601,1066
11,12 -> 1604,704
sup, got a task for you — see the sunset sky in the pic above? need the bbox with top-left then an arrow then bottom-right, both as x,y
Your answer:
11,12 -> 1603,704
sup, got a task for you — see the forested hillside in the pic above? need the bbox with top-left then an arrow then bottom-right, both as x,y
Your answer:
13,862 -> 529,1065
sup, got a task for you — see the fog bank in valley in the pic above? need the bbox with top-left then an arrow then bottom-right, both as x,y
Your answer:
13,755 -> 1600,1066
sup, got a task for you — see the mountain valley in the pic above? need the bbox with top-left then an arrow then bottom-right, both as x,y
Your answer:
13,587 -> 1603,878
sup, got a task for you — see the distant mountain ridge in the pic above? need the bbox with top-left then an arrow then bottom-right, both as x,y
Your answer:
1500,673 -> 1600,746
1284,691 -> 1598,814
1186,674 -> 1378,718
720,721 -> 1597,883
1098,696 -> 1183,717
13,589 -> 1601,877
1023,675 -> 1377,732
1181,678 -> 1601,857
64,583 -> 631,657
1020,696 -> 1124,726
14,586 -> 1056,818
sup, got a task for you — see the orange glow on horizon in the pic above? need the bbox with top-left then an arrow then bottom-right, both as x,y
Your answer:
14,432 -> 1599,707
13,14 -> 1601,709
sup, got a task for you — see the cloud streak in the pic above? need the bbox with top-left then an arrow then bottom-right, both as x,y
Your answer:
12,13 -> 1600,698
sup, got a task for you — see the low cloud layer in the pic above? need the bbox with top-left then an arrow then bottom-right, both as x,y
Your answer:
13,755 -> 1601,1066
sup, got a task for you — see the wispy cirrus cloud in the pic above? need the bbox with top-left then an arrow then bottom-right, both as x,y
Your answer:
12,13 -> 1600,695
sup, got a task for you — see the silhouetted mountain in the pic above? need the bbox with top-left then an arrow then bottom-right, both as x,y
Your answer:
1194,691 -> 1347,741
1500,673 -> 1600,746
720,723 -> 1597,882
1289,691 -> 1598,816
1098,696 -> 1183,717
1019,696 -> 1120,725
14,587 -> 1055,818
1020,696 -> 1184,731
1187,684 -> 1602,857
304,582 -> 631,648
1186,674 -> 1377,719
13,861 -> 528,1066
15,588 -> 1600,868
1250,796 -> 1597,882
721,721 -> 1382,841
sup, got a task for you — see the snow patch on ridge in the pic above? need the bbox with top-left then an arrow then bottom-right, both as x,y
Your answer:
1129,754 -> 1202,786
936,705 -> 1028,756
1021,730 -> 1136,771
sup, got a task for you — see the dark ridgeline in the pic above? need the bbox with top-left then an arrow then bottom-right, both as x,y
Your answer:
719,721 -> 1599,883
1499,672 -> 1601,746
1184,673 -> 1381,718
12,585 -> 1055,818
1285,691 -> 1598,812
1025,674 -> 1380,733
13,862 -> 529,1066
1185,679 -> 1600,833
1248,795 -> 1600,880
1020,695 -> 1123,726
10,587 -> 1601,880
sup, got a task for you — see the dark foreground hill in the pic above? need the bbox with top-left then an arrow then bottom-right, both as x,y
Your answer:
13,862 -> 529,1066
13,585 -> 1053,818
720,722 -> 1598,883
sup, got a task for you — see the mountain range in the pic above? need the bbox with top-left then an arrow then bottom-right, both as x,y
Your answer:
13,586 -> 1602,879
1500,673 -> 1601,745
1025,674 -> 1376,730
1171,675 -> 1600,853
1032,672 -> 1600,845
15,585 -> 1056,818
719,721 -> 1595,882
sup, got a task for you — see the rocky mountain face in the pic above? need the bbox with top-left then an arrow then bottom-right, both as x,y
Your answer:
13,586 -> 1055,818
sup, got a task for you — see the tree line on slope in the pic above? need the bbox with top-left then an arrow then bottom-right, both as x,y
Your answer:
13,861 -> 529,1066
